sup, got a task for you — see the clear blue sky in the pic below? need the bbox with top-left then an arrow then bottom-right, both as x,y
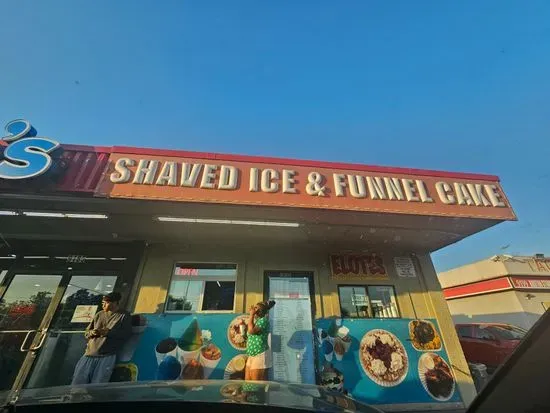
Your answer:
1,1 -> 549,272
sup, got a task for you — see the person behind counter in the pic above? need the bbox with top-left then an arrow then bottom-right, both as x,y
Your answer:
245,300 -> 276,381
72,292 -> 132,385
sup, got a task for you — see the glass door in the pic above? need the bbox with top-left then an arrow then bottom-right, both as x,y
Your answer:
26,274 -> 117,388
265,271 -> 316,385
0,274 -> 63,391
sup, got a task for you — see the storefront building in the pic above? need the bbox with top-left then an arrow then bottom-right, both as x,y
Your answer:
440,254 -> 550,330
0,120 -> 516,411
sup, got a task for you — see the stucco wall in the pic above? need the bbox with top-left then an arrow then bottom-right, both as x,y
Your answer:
446,290 -> 529,328
130,243 -> 476,406
438,259 -> 508,288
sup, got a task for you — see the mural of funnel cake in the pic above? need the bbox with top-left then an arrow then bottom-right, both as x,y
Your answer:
418,353 -> 455,401
409,320 -> 442,351
224,354 -> 248,380
177,318 -> 203,365
359,329 -> 408,387
227,315 -> 248,350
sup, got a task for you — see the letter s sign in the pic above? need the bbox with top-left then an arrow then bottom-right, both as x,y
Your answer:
0,119 -> 60,180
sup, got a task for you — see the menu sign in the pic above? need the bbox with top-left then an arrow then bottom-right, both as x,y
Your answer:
268,277 -> 315,384
330,253 -> 387,280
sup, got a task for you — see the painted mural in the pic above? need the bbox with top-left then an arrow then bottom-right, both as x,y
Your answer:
113,314 -> 462,406
315,318 -> 462,405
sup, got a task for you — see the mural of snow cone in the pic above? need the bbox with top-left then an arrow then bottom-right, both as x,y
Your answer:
110,363 -> 138,382
334,337 -> 345,361
327,320 -> 338,341
118,314 -> 148,362
157,355 -> 182,380
200,342 -> 222,378
155,337 -> 178,365
322,339 -> 334,361
336,325 -> 352,353
320,363 -> 344,392
177,318 -> 203,365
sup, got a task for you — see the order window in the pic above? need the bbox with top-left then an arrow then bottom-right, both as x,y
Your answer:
166,263 -> 236,312
338,285 -> 399,318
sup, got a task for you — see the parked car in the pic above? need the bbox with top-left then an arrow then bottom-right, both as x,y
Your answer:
456,323 -> 527,371
467,308 -> 550,413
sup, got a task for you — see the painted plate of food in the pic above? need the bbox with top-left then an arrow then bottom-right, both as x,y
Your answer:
223,354 -> 248,380
359,329 -> 409,387
418,353 -> 455,401
409,319 -> 442,351
227,315 -> 249,350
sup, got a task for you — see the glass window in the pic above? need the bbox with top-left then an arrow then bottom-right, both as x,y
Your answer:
457,325 -> 472,338
474,326 -> 496,340
338,285 -> 399,318
338,286 -> 370,318
0,269 -> 8,286
367,286 -> 399,318
51,275 -> 118,330
485,325 -> 526,340
166,263 -> 236,312
0,274 -> 62,330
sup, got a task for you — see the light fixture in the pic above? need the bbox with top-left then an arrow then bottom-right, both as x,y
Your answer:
24,256 -> 50,259
23,211 -> 65,218
106,284 -> 112,288
85,257 -> 107,261
0,210 -> 18,216
156,217 -> 300,228
34,284 -> 41,287
64,213 -> 108,219
21,211 -> 108,219
110,257 -> 127,261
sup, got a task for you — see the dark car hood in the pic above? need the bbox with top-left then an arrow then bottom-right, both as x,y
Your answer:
1,380 -> 383,413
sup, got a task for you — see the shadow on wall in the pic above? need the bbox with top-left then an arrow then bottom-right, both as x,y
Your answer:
452,312 -> 542,331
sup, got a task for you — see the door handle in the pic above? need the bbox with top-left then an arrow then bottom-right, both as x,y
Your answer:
20,330 -> 37,352
31,329 -> 48,351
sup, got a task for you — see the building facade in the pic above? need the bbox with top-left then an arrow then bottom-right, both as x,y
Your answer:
440,255 -> 550,330
0,120 -> 517,411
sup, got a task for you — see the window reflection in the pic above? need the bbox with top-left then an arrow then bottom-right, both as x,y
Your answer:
0,275 -> 62,330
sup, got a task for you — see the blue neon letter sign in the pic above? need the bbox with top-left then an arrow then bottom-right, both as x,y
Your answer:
0,119 -> 60,180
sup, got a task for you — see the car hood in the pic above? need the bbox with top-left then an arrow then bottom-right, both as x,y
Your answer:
1,380 -> 383,413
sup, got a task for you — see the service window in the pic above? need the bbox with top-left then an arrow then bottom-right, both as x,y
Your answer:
166,263 -> 236,312
338,286 -> 370,318
338,285 -> 400,318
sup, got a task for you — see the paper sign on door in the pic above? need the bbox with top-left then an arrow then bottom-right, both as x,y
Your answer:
71,305 -> 98,323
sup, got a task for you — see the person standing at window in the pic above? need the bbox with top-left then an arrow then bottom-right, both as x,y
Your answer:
245,300 -> 276,381
72,292 -> 132,385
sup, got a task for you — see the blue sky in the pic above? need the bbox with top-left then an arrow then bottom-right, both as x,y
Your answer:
1,1 -> 549,272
